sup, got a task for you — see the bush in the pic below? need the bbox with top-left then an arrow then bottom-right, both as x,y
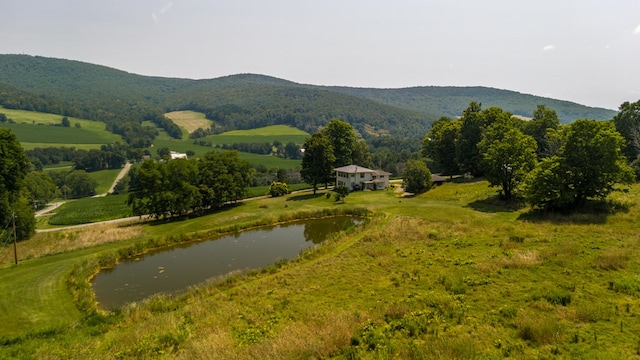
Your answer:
333,185 -> 349,202
268,181 -> 291,197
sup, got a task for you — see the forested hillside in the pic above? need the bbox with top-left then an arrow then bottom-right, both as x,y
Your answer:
0,54 -> 617,143
328,86 -> 617,123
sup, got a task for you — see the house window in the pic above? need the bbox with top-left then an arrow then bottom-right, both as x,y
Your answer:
351,174 -> 355,178
360,173 -> 364,178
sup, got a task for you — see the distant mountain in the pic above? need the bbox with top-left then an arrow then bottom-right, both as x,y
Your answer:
326,86 -> 617,124
0,54 -> 617,141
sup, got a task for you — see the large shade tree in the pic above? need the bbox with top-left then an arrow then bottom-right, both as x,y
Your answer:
301,133 -> 335,194
24,171 -> 60,210
321,118 -> 357,167
455,102 -> 486,176
525,119 -> 634,209
0,129 -> 35,240
478,118 -> 537,200
422,117 -> 461,176
521,105 -> 560,158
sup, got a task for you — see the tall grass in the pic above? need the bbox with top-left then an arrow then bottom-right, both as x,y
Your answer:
3,181 -> 640,358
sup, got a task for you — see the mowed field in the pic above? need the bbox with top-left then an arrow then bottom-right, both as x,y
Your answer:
165,110 -> 211,134
0,106 -> 121,149
206,124 -> 309,146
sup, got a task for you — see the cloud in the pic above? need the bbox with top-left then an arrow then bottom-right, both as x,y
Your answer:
160,2 -> 174,14
152,2 -> 174,24
542,45 -> 556,52
634,24 -> 640,35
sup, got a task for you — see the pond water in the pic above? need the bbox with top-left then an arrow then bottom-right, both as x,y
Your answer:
92,216 -> 361,309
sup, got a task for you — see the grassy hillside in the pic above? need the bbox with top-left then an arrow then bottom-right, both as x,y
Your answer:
1,181 -> 639,358
0,106 -> 121,149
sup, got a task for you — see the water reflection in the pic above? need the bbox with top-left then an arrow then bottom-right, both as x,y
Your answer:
92,216 -> 360,308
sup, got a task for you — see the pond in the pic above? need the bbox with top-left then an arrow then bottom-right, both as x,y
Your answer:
92,216 -> 361,309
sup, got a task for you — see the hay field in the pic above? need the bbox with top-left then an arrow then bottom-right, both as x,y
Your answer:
165,110 -> 211,134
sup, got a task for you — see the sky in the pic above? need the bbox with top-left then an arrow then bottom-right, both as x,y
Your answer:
1,0 -> 639,110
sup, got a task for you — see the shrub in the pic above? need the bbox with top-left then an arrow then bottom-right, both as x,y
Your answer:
268,181 -> 291,197
333,185 -> 349,202
531,288 -> 572,306
515,313 -> 563,345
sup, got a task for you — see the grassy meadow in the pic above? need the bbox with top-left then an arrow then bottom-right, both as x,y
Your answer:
2,181 -> 640,358
0,106 -> 121,149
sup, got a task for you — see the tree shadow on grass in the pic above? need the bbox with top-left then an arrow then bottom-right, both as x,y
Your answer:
517,199 -> 631,225
146,203 -> 245,226
466,195 -> 525,213
286,192 -> 327,202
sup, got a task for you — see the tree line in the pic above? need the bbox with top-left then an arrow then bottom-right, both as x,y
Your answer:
422,102 -> 637,209
127,150 -> 253,219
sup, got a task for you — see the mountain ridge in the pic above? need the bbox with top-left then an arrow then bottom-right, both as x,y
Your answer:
0,54 -> 617,139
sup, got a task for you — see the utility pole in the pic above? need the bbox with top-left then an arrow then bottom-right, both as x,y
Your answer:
12,212 -> 18,265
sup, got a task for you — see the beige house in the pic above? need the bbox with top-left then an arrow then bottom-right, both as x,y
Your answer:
334,165 -> 391,191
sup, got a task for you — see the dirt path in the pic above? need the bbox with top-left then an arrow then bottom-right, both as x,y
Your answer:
35,215 -> 148,233
35,202 -> 65,217
108,162 -> 132,194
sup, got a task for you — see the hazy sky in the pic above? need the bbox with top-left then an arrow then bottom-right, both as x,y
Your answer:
2,0 -> 639,110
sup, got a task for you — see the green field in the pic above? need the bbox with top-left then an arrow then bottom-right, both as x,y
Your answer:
47,194 -> 132,225
86,168 -> 122,194
2,107 -> 305,170
204,125 -> 309,146
0,106 -> 121,148
152,137 -> 302,169
2,181 -> 640,358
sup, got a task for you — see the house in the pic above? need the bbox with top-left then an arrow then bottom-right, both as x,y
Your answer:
169,151 -> 188,160
334,165 -> 391,191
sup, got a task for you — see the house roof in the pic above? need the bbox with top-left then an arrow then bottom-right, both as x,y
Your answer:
431,174 -> 449,183
372,169 -> 392,176
333,165 -> 375,173
333,165 -> 390,175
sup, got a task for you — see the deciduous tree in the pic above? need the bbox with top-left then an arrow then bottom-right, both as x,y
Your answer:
525,119 -> 634,209
402,159 -> 432,194
612,100 -> 640,161
422,117 -> 460,176
301,133 -> 335,194
0,129 -> 35,240
522,105 -> 560,158
455,102 -> 485,176
24,171 -> 60,209
478,118 -> 537,200
321,118 -> 357,167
